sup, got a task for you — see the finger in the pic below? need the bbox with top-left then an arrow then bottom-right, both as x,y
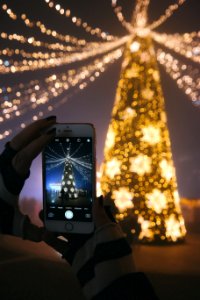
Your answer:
10,116 -> 56,151
12,128 -> 56,176
92,196 -> 112,228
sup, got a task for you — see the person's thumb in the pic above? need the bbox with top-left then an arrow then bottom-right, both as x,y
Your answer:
93,196 -> 116,228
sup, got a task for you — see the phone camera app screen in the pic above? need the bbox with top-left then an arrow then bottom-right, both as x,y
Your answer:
44,137 -> 93,222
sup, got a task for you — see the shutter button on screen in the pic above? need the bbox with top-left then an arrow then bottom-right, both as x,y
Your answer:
65,210 -> 73,220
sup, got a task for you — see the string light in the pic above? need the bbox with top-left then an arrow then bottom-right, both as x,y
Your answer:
152,31 -> 200,64
43,0 -> 116,41
1,3 -> 17,20
0,48 -> 65,59
148,0 -> 186,30
132,0 -> 150,29
0,48 -> 123,139
0,36 -> 128,73
0,31 -> 81,51
1,3 -> 87,47
111,1 -> 135,34
157,49 -> 200,105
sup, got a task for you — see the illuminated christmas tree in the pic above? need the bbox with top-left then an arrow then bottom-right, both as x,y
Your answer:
100,2 -> 186,242
59,159 -> 78,204
1,0 -> 199,241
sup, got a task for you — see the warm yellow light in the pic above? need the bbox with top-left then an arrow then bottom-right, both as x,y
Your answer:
146,189 -> 167,214
113,187 -> 134,213
141,126 -> 161,145
105,158 -> 121,179
130,41 -> 140,52
138,215 -> 154,240
165,214 -> 186,242
159,159 -> 175,181
129,154 -> 152,176
105,124 -> 115,150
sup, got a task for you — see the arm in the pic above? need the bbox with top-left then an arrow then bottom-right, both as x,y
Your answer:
0,118 -> 158,300
60,198 -> 159,300
0,117 -> 56,239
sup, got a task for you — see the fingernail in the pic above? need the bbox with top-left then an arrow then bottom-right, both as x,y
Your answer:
99,195 -> 103,207
46,115 -> 56,121
46,128 -> 56,135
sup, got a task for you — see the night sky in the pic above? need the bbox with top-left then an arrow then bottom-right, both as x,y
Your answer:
0,0 -> 200,200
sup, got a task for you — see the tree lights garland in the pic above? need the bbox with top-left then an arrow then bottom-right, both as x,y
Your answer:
0,48 -> 123,139
0,48 -> 65,59
111,0 -> 135,34
0,35 -> 128,74
43,0 -> 115,41
157,49 -> 200,104
0,31 -> 80,52
1,0 -> 199,242
153,31 -> 200,64
148,0 -> 186,30
2,3 -> 87,47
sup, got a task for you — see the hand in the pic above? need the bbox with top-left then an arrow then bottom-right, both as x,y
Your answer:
0,116 -> 56,236
10,116 -> 57,177
40,196 -> 117,263
0,116 -> 56,196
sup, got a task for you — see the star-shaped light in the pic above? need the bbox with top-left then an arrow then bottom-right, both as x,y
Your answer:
120,107 -> 137,120
141,125 -> 161,145
113,187 -> 134,212
105,158 -> 121,179
141,88 -> 154,100
138,215 -> 154,240
165,214 -> 186,242
130,154 -> 152,176
146,189 -> 167,214
159,159 -> 175,181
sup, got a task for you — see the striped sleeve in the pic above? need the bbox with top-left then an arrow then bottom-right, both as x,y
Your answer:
0,172 -> 27,237
69,222 -> 157,300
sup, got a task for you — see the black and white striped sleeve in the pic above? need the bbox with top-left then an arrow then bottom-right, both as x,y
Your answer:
67,223 -> 158,300
0,143 -> 29,236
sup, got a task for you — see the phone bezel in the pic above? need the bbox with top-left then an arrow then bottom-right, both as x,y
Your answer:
43,123 -> 96,234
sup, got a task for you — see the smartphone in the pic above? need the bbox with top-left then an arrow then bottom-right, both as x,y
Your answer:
42,123 -> 96,234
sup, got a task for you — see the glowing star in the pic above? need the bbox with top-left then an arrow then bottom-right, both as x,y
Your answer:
159,159 -> 175,181
146,189 -> 167,214
130,41 -> 140,53
105,124 -> 115,150
130,154 -> 152,176
120,107 -> 137,120
138,216 -> 154,240
165,214 -> 185,242
106,158 -> 121,179
141,88 -> 154,100
141,126 -> 161,145
113,187 -> 134,212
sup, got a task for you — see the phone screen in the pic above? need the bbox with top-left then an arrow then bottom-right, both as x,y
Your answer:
43,136 -> 93,222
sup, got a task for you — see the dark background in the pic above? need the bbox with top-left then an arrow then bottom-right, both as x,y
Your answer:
0,0 -> 200,200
